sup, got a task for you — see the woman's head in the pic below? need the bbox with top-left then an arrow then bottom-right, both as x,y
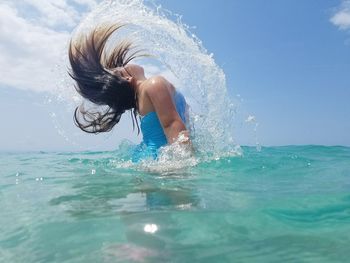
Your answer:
116,64 -> 145,81
68,24 -> 144,133
113,64 -> 146,91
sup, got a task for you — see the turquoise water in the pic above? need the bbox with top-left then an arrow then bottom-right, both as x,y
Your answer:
1,145 -> 350,262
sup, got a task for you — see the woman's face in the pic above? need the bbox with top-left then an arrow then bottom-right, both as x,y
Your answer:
118,64 -> 145,80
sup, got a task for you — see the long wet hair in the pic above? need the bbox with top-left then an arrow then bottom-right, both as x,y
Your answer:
68,24 -> 143,133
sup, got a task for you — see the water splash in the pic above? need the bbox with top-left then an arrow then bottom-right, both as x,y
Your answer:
53,0 -> 244,164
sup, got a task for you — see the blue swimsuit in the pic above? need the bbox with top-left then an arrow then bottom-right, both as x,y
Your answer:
132,91 -> 188,162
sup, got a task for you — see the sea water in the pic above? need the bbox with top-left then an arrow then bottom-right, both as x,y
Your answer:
1,146 -> 350,262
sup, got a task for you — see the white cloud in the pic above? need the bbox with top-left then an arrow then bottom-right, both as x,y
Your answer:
0,0 -> 100,93
0,0 -> 174,95
22,0 -> 79,27
0,3 -> 70,92
72,0 -> 99,10
330,0 -> 350,30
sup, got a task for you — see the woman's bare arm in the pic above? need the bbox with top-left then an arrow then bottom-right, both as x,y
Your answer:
145,76 -> 190,144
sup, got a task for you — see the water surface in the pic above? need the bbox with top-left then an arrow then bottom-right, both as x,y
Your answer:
1,146 -> 350,262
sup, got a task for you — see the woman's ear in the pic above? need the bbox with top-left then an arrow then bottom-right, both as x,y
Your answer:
127,77 -> 137,90
129,76 -> 136,85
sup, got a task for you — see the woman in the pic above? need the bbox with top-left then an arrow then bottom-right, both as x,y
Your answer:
68,24 -> 191,161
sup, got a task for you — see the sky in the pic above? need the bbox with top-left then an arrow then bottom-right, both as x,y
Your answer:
0,0 -> 349,151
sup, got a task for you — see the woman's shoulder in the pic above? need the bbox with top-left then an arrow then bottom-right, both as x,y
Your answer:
144,75 -> 169,88
142,75 -> 174,96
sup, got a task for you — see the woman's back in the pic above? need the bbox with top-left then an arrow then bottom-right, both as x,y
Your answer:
136,76 -> 175,116
132,89 -> 188,162
140,90 -> 188,149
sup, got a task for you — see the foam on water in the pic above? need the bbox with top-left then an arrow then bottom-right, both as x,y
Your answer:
52,0 -> 243,168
